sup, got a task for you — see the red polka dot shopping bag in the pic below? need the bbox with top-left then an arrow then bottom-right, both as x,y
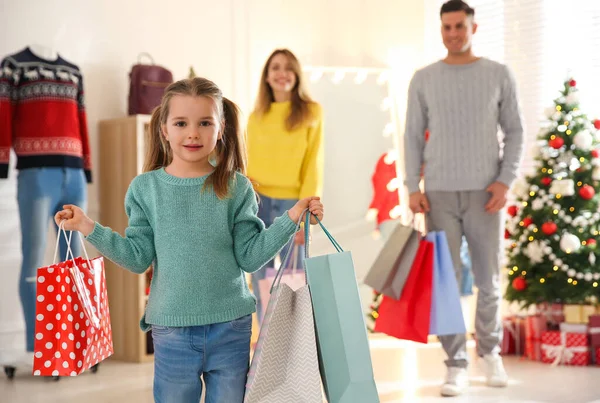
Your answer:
33,224 -> 113,377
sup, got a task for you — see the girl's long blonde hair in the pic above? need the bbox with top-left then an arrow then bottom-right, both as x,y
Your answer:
144,77 -> 246,199
253,49 -> 315,131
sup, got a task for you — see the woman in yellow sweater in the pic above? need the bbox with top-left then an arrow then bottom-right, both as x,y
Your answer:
247,49 -> 324,323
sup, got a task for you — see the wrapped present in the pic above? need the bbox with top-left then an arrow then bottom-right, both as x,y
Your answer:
539,302 -> 565,328
582,305 -> 597,324
525,314 -> 547,361
541,331 -> 589,366
501,316 -> 526,355
559,323 -> 588,334
564,305 -> 597,324
589,315 -> 600,365
590,315 -> 600,346
564,305 -> 585,324
551,303 -> 566,324
564,305 -> 582,323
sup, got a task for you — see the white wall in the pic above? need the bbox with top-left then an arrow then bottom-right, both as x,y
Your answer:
0,0 -> 426,361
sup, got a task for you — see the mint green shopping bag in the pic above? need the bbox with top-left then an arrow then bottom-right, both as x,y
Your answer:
304,213 -> 380,403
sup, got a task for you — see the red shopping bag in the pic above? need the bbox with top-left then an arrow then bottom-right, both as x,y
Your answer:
33,229 -> 113,377
374,238 -> 434,343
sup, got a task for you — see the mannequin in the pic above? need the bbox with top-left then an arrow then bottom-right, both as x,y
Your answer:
28,43 -> 58,61
0,46 -> 92,375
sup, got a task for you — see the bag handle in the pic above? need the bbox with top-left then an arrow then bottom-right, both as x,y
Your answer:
25,221 -> 90,284
269,211 -> 306,294
304,211 -> 343,259
291,244 -> 298,276
408,211 -> 428,235
53,221 -> 94,272
56,222 -> 101,329
137,52 -> 155,65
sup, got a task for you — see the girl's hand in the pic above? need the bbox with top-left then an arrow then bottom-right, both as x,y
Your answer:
54,205 -> 96,237
288,197 -> 324,225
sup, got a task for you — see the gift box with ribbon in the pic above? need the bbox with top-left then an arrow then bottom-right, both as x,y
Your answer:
559,322 -> 588,334
564,304 -> 597,324
538,302 -> 565,328
583,305 -> 597,324
525,314 -> 547,361
589,314 -> 600,365
541,330 -> 589,366
564,305 -> 584,324
501,316 -> 526,355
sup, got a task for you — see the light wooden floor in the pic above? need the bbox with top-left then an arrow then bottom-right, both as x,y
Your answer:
3,335 -> 600,403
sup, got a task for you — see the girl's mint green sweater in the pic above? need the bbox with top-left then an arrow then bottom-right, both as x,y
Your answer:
85,168 -> 296,331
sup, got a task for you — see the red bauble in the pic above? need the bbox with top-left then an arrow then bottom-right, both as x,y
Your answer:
587,239 -> 597,247
541,222 -> 557,235
579,184 -> 595,200
592,149 -> 600,158
595,119 -> 600,130
549,137 -> 565,149
505,229 -> 511,239
522,217 -> 533,227
512,277 -> 527,291
569,79 -> 577,87
507,205 -> 518,217
541,177 -> 552,186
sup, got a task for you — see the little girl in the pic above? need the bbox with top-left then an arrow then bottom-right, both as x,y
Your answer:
54,77 -> 324,403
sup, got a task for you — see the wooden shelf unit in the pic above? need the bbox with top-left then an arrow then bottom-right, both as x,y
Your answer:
98,115 -> 153,363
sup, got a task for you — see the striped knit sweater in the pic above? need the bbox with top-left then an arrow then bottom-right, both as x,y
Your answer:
0,47 -> 92,182
403,58 -> 524,194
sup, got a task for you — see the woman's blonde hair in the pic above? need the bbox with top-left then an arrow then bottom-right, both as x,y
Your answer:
253,48 -> 315,131
144,77 -> 246,199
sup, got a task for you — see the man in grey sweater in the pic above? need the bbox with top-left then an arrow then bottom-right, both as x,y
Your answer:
404,0 -> 524,397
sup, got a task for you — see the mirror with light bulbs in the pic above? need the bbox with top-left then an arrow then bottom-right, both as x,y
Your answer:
303,66 -> 404,315
303,66 -> 402,236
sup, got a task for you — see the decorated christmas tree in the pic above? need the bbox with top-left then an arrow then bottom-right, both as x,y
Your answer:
505,78 -> 600,308
367,291 -> 383,333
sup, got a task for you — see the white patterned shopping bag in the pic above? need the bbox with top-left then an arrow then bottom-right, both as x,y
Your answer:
244,216 -> 323,403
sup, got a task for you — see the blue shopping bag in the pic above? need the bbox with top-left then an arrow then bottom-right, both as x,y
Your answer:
427,231 -> 467,336
304,212 -> 380,403
460,236 -> 474,296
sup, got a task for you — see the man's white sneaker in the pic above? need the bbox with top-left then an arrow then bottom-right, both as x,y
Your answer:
482,354 -> 508,387
440,367 -> 469,397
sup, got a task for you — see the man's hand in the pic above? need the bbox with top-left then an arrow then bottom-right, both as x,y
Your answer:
485,181 -> 509,213
408,192 -> 430,214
